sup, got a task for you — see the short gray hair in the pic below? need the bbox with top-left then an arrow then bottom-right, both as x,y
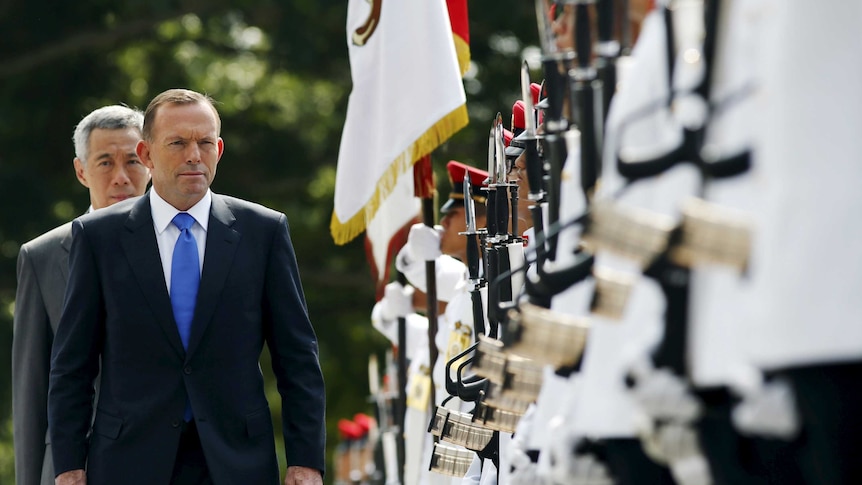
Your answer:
73,105 -> 144,163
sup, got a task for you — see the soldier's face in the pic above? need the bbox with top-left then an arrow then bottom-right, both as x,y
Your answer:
137,102 -> 223,211
512,153 -> 533,233
440,206 -> 468,260
552,4 -> 575,52
74,127 -> 150,210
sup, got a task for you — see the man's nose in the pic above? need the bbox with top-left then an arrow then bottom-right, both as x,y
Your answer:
111,165 -> 132,185
186,143 -> 201,164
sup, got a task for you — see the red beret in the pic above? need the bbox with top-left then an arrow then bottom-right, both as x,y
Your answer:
441,160 -> 488,214
338,419 -> 364,440
511,100 -> 526,135
353,413 -> 374,433
530,82 -> 542,106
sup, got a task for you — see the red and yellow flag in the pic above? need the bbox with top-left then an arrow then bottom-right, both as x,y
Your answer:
447,0 -> 470,75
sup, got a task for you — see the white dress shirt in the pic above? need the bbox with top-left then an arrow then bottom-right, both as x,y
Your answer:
149,189 -> 211,294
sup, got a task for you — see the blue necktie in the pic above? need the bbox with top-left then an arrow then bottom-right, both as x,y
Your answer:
171,213 -> 200,349
170,213 -> 199,422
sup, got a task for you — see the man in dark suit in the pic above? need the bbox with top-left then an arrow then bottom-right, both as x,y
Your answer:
13,105 -> 150,485
48,89 -> 326,485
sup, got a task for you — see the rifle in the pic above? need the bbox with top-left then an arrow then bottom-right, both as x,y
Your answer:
369,353 -> 401,484
461,179 -> 489,339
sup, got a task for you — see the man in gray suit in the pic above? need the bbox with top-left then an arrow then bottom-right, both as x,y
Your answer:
12,105 -> 151,485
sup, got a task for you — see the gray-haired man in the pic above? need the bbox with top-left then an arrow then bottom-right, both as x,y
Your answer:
13,105 -> 151,485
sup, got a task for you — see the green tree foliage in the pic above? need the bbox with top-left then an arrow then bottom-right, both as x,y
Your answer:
0,1 -> 537,481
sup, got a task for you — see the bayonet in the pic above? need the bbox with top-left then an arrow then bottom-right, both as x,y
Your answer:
596,0 -> 620,119
487,122 -> 498,184
520,62 -> 545,203
464,178 -> 477,234
494,113 -> 508,187
534,0 -> 555,55
521,63 -> 537,138
485,120 -> 499,243
571,2 -> 601,200
494,113 -> 510,242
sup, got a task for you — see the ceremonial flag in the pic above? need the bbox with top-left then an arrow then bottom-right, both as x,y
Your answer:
447,0 -> 471,75
333,0 -> 469,286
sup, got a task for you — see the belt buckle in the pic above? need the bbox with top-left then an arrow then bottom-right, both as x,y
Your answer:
471,336 -> 508,383
591,266 -> 637,320
474,401 -> 523,433
482,381 -> 534,414
499,356 -> 544,401
669,197 -> 752,272
437,409 -> 495,451
582,201 -> 675,269
504,302 -> 590,368
429,442 -> 475,477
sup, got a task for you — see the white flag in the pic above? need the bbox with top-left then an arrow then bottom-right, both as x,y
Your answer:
331,0 -> 468,247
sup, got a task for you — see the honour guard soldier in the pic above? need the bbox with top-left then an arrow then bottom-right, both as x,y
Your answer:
386,161 -> 490,485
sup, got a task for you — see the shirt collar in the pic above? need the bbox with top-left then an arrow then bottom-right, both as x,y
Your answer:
150,188 -> 212,235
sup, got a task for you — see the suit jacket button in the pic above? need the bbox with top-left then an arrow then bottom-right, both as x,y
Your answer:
172,420 -> 180,428
184,366 -> 192,375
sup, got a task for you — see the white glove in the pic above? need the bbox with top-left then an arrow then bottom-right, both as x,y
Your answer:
637,421 -> 713,485
654,423 -> 714,485
379,282 -> 414,322
508,447 -> 533,473
654,422 -> 702,464
407,223 -> 442,261
509,462 -> 542,485
732,378 -> 801,440
667,451 -> 713,485
629,366 -> 702,423
562,452 -> 614,485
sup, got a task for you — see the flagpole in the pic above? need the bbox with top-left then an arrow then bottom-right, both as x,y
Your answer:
414,155 -> 439,410
394,272 -> 408,485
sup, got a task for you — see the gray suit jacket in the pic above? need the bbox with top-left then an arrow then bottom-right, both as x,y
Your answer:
13,222 -> 72,485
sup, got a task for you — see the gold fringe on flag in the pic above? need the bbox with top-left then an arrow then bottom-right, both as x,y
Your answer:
330,103 -> 469,245
453,35 -> 471,77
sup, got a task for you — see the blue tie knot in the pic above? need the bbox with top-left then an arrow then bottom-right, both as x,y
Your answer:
172,212 -> 195,232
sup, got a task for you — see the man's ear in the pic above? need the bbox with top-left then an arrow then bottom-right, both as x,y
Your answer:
73,158 -> 89,188
216,137 -> 225,161
136,140 -> 154,169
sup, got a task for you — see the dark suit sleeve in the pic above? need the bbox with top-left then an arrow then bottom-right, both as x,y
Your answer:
48,220 -> 104,475
262,214 -> 326,473
13,245 -> 51,485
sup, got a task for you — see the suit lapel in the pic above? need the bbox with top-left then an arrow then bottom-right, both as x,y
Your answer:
120,194 -> 186,358
185,194 -> 240,359
58,223 -> 73,283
